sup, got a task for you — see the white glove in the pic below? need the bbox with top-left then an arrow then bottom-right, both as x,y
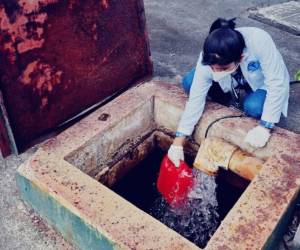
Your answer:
167,145 -> 184,167
244,125 -> 271,148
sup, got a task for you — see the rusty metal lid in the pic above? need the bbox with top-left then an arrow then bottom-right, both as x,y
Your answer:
0,0 -> 152,153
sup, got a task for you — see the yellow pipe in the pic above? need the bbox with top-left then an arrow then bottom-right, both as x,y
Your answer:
193,137 -> 263,181
229,149 -> 263,181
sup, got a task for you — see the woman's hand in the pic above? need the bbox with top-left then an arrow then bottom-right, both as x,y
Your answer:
244,125 -> 271,148
167,137 -> 185,167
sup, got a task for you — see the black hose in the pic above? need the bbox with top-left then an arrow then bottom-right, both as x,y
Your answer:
204,114 -> 245,138
290,80 -> 300,85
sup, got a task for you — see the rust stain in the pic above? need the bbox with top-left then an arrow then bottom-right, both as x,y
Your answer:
0,0 -> 59,62
0,3 -> 49,63
19,59 -> 62,108
92,23 -> 98,41
68,0 -> 77,10
41,97 -> 48,108
18,0 -> 58,14
19,60 -> 62,91
101,0 -> 109,9
216,246 -> 231,250
281,154 -> 300,167
269,155 -> 300,197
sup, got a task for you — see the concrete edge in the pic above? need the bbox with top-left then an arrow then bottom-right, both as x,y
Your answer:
16,81 -> 300,250
16,172 -> 124,250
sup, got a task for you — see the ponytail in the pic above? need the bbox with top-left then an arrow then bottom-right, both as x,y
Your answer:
202,17 -> 245,66
209,18 -> 236,33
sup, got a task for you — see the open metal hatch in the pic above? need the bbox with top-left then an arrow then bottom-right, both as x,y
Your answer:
0,0 -> 152,156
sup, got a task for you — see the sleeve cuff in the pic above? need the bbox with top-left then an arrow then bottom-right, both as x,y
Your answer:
175,131 -> 188,137
259,120 -> 275,129
176,126 -> 193,137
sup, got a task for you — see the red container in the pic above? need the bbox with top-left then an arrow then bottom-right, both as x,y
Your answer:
157,155 -> 194,207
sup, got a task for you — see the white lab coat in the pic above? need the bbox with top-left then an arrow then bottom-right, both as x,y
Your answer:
177,27 -> 290,136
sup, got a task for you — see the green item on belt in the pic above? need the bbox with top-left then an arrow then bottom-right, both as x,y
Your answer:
296,69 -> 300,81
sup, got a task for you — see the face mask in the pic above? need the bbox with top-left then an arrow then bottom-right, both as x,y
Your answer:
212,65 -> 239,82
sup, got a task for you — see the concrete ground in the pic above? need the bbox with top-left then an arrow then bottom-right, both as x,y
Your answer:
1,0 -> 300,249
0,147 -> 78,250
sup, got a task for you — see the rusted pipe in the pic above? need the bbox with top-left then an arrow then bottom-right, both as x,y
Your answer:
228,149 -> 263,180
193,137 -> 263,181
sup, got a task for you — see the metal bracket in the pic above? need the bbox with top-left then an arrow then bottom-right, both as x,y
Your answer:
0,90 -> 18,156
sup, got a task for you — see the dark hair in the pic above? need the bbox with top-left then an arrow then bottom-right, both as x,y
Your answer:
202,18 -> 245,66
